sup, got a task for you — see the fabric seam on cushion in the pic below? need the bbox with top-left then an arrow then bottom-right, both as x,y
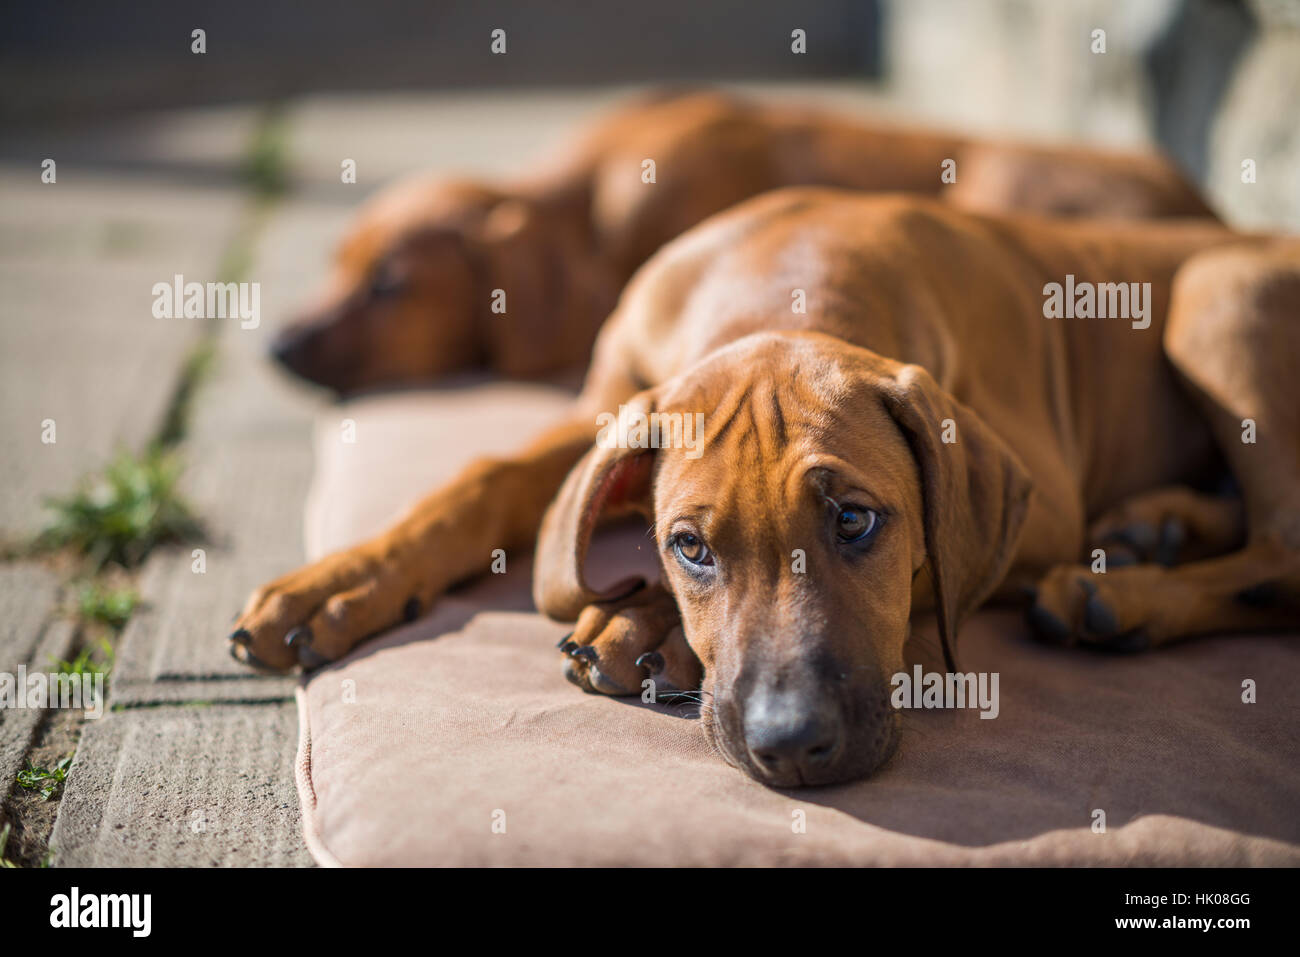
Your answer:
295,681 -> 344,867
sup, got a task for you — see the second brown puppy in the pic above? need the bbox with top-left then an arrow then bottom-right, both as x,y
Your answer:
271,90 -> 1214,393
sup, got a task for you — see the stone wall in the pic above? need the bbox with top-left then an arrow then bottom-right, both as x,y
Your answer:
1208,1 -> 1300,228
884,0 -> 1299,229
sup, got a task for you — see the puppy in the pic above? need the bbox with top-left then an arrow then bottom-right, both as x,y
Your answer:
270,90 -> 1215,394
233,191 -> 1298,786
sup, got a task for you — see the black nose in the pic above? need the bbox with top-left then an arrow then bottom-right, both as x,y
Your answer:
269,325 -> 310,368
743,691 -> 841,783
269,323 -> 338,388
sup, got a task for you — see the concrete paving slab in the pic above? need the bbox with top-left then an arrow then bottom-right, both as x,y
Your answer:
287,88 -> 626,189
49,701 -> 312,866
108,362 -> 316,700
0,618 -> 77,803
111,197 -> 339,703
0,563 -> 62,669
0,169 -> 245,268
109,446 -> 310,704
0,105 -> 260,189
0,172 -> 247,539
8,109 -> 369,866
0,263 -> 199,538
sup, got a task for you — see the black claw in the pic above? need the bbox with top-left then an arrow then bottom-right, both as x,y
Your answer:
571,646 -> 598,662
635,651 -> 665,674
229,628 -> 252,646
555,632 -> 574,649
1114,521 -> 1159,551
1082,586 -> 1120,637
403,596 -> 421,622
285,626 -> 313,649
560,641 -> 579,656
1106,546 -> 1139,568
1155,518 -> 1185,566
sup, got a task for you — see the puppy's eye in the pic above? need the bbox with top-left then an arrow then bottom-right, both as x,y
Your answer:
369,265 -> 407,298
835,505 -> 880,544
672,532 -> 714,568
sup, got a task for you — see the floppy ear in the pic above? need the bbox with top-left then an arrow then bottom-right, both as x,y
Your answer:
534,393 -> 658,621
880,364 -> 1033,671
474,199 -> 573,378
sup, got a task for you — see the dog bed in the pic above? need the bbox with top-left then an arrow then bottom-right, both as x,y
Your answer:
293,383 -> 1300,866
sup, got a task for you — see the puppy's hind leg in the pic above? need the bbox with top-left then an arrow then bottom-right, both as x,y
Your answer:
1028,245 -> 1300,648
1164,245 -> 1300,550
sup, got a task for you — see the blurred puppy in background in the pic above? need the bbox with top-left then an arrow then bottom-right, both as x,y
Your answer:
269,90 -> 1215,394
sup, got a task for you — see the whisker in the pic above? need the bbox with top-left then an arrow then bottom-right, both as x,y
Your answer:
658,688 -> 712,703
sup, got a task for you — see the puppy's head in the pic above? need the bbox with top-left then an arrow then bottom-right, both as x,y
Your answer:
271,176 -> 581,393
537,332 -> 1031,787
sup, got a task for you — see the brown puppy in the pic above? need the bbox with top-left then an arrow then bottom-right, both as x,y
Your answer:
233,191 -> 1299,787
272,91 -> 1216,393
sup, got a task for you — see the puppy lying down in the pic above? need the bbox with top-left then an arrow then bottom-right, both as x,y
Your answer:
269,90 -> 1214,394
236,190 -> 1299,787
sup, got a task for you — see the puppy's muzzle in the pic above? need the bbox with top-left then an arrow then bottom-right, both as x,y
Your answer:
718,657 -> 900,787
743,687 -> 844,785
269,319 -> 342,389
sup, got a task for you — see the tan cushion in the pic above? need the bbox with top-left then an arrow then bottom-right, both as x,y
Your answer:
295,385 -> 1300,866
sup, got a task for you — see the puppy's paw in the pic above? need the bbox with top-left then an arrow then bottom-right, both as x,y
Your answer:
1025,565 -> 1160,652
229,543 -> 430,673
559,583 -> 701,697
1086,488 -> 1244,567
1088,517 -> 1186,568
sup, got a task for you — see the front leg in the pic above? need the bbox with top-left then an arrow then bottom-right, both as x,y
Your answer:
229,418 -> 596,671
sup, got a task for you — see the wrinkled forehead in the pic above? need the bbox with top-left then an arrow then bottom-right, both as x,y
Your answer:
651,368 -> 914,516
